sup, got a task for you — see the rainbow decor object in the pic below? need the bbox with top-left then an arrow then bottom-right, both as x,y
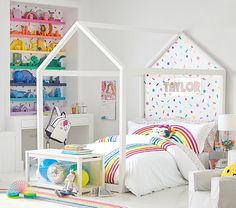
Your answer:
132,124 -> 161,136
170,125 -> 199,154
37,191 -> 125,208
96,135 -> 118,143
0,189 -> 126,208
149,138 -> 175,150
105,144 -> 164,184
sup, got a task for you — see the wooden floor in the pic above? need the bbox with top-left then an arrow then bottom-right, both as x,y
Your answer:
0,172 -> 188,208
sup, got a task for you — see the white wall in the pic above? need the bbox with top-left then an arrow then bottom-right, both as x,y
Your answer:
2,0 -> 236,138
0,0 -> 10,131
75,0 -> 236,138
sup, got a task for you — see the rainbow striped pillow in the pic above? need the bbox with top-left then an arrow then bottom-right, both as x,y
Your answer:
169,122 -> 214,154
169,125 -> 199,154
96,135 -> 118,143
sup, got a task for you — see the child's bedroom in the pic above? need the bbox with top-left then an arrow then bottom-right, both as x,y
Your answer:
0,0 -> 236,207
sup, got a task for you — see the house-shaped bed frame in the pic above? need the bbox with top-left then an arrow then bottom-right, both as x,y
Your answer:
36,21 -> 226,192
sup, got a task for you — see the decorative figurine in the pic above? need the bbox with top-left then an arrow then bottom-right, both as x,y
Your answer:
55,170 -> 78,197
13,53 -> 22,66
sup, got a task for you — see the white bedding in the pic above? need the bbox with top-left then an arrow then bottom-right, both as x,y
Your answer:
87,135 -> 204,196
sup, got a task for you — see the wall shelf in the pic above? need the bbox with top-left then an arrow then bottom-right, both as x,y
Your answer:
10,34 -> 62,40
11,97 -> 66,102
11,18 -> 66,25
10,50 -> 65,55
10,66 -> 66,70
10,81 -> 67,87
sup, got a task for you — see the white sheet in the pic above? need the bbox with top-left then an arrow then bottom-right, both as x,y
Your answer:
88,135 -> 204,196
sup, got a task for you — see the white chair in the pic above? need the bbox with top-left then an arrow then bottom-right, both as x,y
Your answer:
189,169 -> 236,208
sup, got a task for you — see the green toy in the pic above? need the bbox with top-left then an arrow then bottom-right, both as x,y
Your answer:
11,55 -> 39,67
39,55 -> 66,67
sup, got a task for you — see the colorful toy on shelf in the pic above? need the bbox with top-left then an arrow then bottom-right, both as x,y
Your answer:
221,139 -> 235,151
48,42 -> 58,51
11,55 -> 40,67
8,180 -> 37,199
10,23 -> 62,38
11,90 -> 26,98
43,12 -> 50,21
55,88 -> 62,97
11,104 -> 31,113
37,39 -> 47,51
12,53 -> 22,66
11,89 -> 36,99
39,55 -> 66,67
23,10 -> 39,20
10,39 -> 28,50
30,40 -> 37,51
12,8 -> 22,19
13,70 -> 36,83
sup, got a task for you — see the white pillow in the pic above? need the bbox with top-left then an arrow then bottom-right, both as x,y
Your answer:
128,121 -> 166,135
168,120 -> 215,153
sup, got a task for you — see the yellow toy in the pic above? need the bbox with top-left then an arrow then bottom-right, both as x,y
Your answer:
10,39 -> 28,51
221,164 -> 236,177
30,40 -> 37,51
37,39 -> 47,51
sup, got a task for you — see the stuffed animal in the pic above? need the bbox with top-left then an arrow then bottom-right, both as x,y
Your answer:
151,125 -> 171,138
221,164 -> 236,177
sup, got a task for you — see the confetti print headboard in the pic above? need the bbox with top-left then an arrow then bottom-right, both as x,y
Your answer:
145,34 -> 225,121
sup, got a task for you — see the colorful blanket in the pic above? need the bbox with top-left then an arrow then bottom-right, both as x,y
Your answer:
105,141 -> 175,184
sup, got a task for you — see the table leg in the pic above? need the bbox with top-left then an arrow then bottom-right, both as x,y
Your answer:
77,159 -> 82,196
25,152 -> 30,182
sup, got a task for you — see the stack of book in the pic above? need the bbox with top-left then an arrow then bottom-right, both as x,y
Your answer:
62,144 -> 93,155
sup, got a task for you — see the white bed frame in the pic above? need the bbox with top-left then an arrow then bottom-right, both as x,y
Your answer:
36,21 -> 226,193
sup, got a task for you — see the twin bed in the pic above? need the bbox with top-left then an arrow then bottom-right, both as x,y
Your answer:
88,119 -> 216,196
35,21 -> 226,196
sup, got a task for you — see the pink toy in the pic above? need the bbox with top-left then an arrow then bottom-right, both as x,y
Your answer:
43,12 -> 50,20
13,8 -> 22,18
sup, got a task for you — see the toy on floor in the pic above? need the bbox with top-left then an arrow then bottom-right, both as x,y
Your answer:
55,168 -> 89,197
221,164 -> 236,177
55,170 -> 78,197
8,180 -> 37,199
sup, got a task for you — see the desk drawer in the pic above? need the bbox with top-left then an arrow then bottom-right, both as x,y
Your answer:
21,119 -> 37,129
69,117 -> 89,126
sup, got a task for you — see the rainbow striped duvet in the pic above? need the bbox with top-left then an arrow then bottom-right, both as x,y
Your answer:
88,135 -> 204,196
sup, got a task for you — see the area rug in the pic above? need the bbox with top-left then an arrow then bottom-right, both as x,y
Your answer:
0,189 -> 126,208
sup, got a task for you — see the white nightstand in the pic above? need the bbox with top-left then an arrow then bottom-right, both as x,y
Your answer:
228,149 -> 236,165
25,149 -> 104,196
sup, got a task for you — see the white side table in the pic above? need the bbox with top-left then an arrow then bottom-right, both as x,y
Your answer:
25,149 -> 104,196
228,149 -> 236,165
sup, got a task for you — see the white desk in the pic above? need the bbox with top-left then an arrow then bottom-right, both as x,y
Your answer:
8,113 -> 94,171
